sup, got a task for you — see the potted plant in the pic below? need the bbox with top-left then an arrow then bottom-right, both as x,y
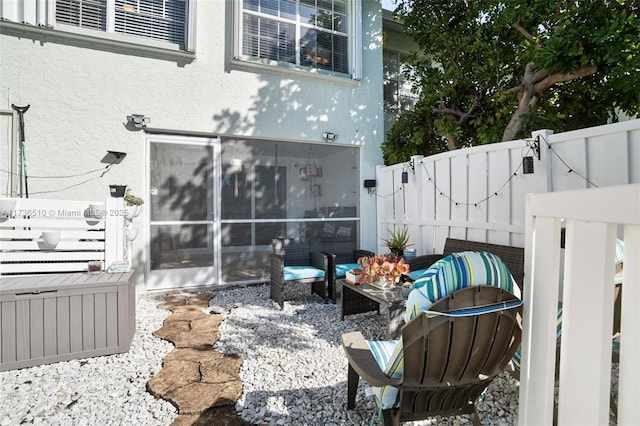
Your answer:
109,184 -> 127,198
124,189 -> 144,219
381,226 -> 413,257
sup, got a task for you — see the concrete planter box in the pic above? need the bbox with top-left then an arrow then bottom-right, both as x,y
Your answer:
0,272 -> 135,371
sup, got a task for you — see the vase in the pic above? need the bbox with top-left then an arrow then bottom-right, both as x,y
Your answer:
125,205 -> 141,220
126,227 -> 139,241
42,230 -> 61,247
89,203 -> 104,219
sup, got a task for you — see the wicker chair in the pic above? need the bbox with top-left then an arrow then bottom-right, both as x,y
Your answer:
342,252 -> 523,425
270,238 -> 331,309
319,235 -> 374,301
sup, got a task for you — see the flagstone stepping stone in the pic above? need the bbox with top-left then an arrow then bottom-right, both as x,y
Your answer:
148,293 -> 250,426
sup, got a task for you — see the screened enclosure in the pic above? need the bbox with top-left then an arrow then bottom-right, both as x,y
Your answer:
220,138 -> 360,283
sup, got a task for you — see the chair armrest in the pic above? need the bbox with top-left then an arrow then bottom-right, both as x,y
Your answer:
341,331 -> 402,387
310,251 -> 330,271
270,253 -> 285,283
353,249 -> 375,261
407,254 -> 444,271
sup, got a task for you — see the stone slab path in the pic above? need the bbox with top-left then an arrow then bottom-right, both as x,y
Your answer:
147,294 -> 251,426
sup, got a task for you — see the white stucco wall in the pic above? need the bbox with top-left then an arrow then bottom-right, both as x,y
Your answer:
0,0 -> 385,287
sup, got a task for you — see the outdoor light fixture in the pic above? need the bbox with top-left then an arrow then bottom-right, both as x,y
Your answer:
101,151 -> 127,165
532,135 -> 541,160
322,131 -> 337,142
402,171 -> 409,183
127,114 -> 151,129
364,179 -> 376,194
523,156 -> 535,174
523,135 -> 542,174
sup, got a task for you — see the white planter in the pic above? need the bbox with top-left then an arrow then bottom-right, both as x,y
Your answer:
42,230 -> 61,247
126,227 -> 139,241
125,205 -> 141,220
89,203 -> 104,219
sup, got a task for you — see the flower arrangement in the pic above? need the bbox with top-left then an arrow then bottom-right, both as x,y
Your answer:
356,254 -> 410,286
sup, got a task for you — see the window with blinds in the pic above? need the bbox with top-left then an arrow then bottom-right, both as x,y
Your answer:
55,0 -> 188,48
241,0 -> 350,75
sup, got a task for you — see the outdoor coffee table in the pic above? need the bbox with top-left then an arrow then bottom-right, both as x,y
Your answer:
340,279 -> 412,339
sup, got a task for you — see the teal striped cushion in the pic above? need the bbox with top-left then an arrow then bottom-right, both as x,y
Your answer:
405,251 -> 516,323
366,339 -> 403,409
283,266 -> 325,281
335,263 -> 361,278
366,251 -> 517,410
408,267 -> 433,281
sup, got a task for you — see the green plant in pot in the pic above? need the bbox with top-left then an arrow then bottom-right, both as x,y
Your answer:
124,189 -> 144,219
124,191 -> 144,206
381,226 -> 413,257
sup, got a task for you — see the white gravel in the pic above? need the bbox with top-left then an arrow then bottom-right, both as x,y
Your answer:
4,283 -> 616,425
211,284 -> 521,426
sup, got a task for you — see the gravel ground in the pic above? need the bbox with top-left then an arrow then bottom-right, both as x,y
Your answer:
1,283 -> 618,425
210,284 -> 521,425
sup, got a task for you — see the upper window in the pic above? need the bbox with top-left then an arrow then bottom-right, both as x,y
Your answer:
54,0 -> 191,50
383,48 -> 418,111
236,0 -> 359,78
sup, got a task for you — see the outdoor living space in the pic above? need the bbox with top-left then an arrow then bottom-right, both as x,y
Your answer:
1,121 -> 638,426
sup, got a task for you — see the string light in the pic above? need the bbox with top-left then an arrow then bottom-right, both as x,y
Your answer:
537,134 -> 599,188
416,135 -> 599,205
421,152 -> 526,207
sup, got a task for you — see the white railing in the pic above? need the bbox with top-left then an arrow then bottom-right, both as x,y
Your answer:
518,183 -> 640,425
375,119 -> 640,255
0,197 -> 127,274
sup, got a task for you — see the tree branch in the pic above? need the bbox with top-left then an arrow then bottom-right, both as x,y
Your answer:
432,107 -> 465,118
512,18 -> 541,49
535,65 -> 598,92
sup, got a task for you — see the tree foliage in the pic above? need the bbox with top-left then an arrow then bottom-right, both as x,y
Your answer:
382,0 -> 640,164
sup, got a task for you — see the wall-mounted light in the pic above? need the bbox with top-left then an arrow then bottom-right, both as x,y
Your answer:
100,150 -> 127,165
364,179 -> 376,194
127,114 -> 151,129
322,131 -> 337,142
401,171 -> 409,183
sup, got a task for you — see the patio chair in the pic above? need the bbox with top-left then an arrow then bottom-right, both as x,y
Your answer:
270,238 -> 331,309
319,235 -> 374,300
342,251 -> 523,425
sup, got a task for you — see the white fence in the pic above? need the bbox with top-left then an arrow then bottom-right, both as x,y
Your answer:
0,197 -> 128,274
375,119 -> 640,255
519,183 -> 639,425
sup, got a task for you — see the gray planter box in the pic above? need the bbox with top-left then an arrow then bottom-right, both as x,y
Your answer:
0,272 -> 135,371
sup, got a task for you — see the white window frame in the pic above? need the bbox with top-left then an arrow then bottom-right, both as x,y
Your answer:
0,0 -> 196,57
233,0 -> 362,81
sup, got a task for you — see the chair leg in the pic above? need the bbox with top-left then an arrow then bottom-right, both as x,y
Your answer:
381,408 -> 400,426
270,280 -> 285,310
347,363 -> 359,409
469,407 -> 482,426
